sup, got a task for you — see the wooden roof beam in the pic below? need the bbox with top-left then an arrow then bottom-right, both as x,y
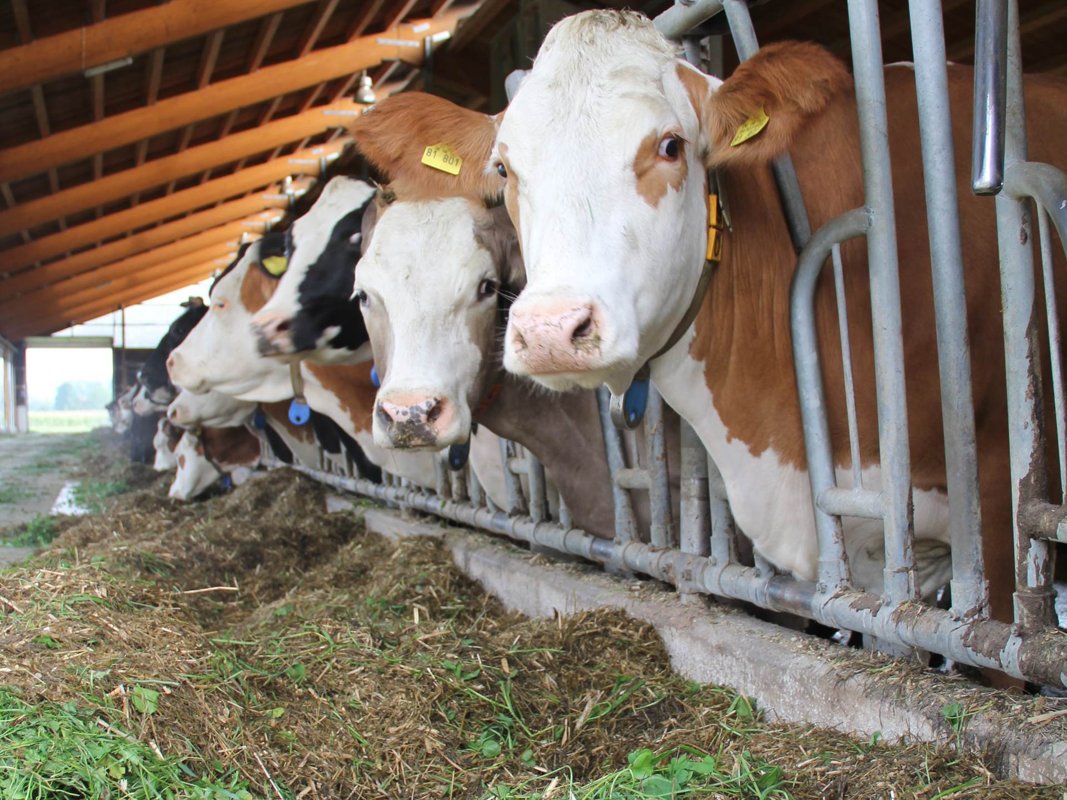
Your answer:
0,193 -> 288,299
0,0 -> 321,96
2,143 -> 340,274
0,9 -> 474,185
1,220 -> 264,324
2,242 -> 235,337
9,256 -> 231,334
0,104 -> 358,238
7,258 -> 233,340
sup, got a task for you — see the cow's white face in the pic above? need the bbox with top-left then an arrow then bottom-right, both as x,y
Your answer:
167,389 -> 255,429
251,176 -> 375,363
168,431 -> 219,500
131,383 -> 168,415
495,11 -> 717,394
152,419 -> 179,471
354,198 -> 520,449
167,241 -> 292,402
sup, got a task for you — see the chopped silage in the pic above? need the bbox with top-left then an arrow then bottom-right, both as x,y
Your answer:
0,435 -> 1063,799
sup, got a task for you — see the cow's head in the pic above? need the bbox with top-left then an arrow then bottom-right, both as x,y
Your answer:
168,430 -> 220,499
489,11 -> 850,393
168,426 -> 261,500
354,194 -> 523,449
167,235 -> 294,401
140,301 -> 208,405
251,176 -> 376,363
347,94 -> 519,449
152,418 -> 181,471
167,388 -> 256,429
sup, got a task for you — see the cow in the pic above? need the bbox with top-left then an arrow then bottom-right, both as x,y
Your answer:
139,299 -> 208,408
169,424 -> 262,501
152,418 -> 182,471
251,176 -> 376,362
165,237 -> 505,501
382,9 -> 1067,621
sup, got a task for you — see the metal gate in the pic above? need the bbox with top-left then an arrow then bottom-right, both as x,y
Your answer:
294,0 -> 1067,689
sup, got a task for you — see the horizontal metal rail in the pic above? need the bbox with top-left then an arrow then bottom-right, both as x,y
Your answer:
291,463 -> 1067,688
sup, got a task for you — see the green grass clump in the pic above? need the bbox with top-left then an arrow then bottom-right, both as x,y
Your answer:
27,410 -> 110,434
72,479 -> 130,513
0,687 -> 253,799
1,515 -> 59,548
0,485 -> 35,504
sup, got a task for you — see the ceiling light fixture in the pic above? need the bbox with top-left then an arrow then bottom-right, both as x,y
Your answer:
83,56 -> 133,79
355,71 -> 376,104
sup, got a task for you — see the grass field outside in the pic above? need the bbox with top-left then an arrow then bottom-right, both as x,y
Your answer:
28,409 -> 109,434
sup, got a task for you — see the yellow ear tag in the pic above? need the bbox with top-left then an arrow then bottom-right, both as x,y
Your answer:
262,255 -> 288,276
421,143 -> 463,175
730,106 -> 770,147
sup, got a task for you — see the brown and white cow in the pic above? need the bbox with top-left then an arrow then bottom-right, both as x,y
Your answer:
169,424 -> 263,501
393,10 -> 1067,616
165,236 -> 507,501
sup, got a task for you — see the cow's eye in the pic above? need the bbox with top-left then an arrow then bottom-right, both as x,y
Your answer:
495,162 -> 507,179
658,135 -> 681,161
355,290 -> 369,307
477,279 -> 497,300
213,299 -> 228,311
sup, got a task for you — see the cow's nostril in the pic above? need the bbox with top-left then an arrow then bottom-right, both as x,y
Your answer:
276,319 -> 291,334
426,399 -> 444,426
572,316 -> 593,341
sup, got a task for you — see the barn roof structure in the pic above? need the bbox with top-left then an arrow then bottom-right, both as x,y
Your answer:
0,0 -> 1064,343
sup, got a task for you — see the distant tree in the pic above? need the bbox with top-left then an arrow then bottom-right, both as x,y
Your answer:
54,381 -> 110,410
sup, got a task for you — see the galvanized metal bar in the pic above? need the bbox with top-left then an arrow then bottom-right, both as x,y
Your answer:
558,494 -> 572,530
597,386 -> 639,543
434,456 -> 450,499
994,0 -> 1056,632
293,464 -> 1067,687
818,487 -> 883,520
1036,207 -> 1066,498
790,206 -> 870,589
706,452 -> 739,567
653,0 -> 725,39
498,437 -> 527,515
847,0 -> 918,604
526,452 -> 548,524
615,469 -> 650,491
646,386 -> 674,549
468,463 -> 485,507
909,0 -> 988,618
831,244 -> 864,491
679,421 -> 710,563
971,0 -> 1008,194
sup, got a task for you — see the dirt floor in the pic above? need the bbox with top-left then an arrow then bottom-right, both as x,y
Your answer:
1,430 -> 1065,798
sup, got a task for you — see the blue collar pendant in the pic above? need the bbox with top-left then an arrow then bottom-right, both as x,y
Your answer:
609,366 -> 650,430
288,398 -> 311,426
448,439 -> 470,470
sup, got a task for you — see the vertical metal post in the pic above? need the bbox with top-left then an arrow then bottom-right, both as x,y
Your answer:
597,387 -> 639,543
526,453 -> 548,524
909,0 -> 988,618
646,387 -> 674,548
971,0 -> 1008,194
847,0 -> 917,604
679,419 -> 710,561
1036,208 -> 1066,500
994,0 -> 1055,631
498,437 -> 528,515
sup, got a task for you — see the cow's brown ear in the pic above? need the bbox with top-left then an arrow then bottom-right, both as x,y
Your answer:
350,92 -> 500,200
703,41 -> 851,168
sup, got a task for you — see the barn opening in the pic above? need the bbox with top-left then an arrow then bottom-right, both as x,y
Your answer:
22,337 -> 113,433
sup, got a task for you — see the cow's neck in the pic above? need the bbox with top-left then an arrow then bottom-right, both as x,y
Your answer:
479,376 -> 615,538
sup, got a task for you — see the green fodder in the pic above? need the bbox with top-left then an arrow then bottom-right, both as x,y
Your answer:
0,468 -> 1061,800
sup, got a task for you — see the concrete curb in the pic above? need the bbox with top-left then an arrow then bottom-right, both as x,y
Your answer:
352,504 -> 1067,785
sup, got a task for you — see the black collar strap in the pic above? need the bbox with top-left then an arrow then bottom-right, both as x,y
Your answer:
609,173 -> 724,429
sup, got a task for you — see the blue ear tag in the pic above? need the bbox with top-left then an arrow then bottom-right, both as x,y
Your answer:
609,376 -> 650,430
288,399 -> 311,426
370,364 -> 381,388
221,474 -> 233,490
252,409 -> 267,430
448,440 -> 470,471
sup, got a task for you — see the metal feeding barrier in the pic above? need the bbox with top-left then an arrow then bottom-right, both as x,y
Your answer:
292,0 -> 1067,688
